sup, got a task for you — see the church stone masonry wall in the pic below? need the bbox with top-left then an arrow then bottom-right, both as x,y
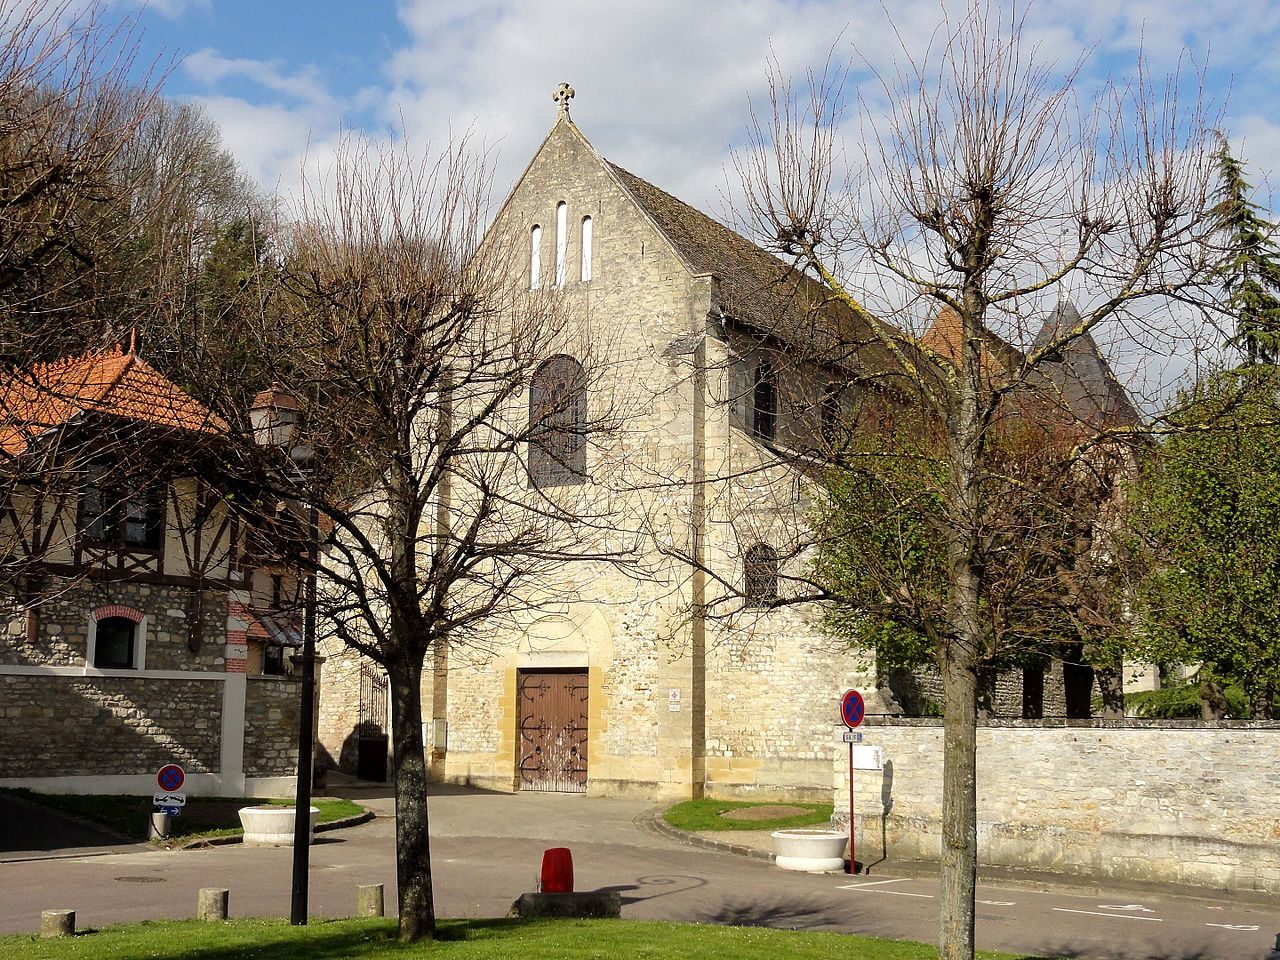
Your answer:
839,719 -> 1280,895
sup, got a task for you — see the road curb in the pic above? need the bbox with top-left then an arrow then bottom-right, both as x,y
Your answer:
641,807 -> 776,863
175,808 -> 376,850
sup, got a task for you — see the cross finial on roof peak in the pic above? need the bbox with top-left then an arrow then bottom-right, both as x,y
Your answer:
553,82 -> 574,120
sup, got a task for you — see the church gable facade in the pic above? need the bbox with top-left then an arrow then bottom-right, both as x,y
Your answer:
403,92 -> 876,802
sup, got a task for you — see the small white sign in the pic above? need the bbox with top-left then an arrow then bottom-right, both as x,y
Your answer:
838,730 -> 864,743
851,745 -> 883,770
668,688 -> 681,712
153,792 -> 187,807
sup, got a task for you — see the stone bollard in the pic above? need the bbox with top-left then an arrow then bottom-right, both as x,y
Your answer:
40,910 -> 75,938
197,888 -> 229,922
149,812 -> 171,841
357,883 -> 385,917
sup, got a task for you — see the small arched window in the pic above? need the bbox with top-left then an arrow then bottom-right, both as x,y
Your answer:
580,216 -> 593,281
752,360 -> 777,441
529,354 -> 587,487
744,543 -> 779,606
530,225 -> 543,290
555,202 -> 568,287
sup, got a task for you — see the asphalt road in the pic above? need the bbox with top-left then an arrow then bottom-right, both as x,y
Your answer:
1,786 -> 1276,960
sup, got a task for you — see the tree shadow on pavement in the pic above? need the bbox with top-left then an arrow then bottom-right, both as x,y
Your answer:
694,895 -> 846,930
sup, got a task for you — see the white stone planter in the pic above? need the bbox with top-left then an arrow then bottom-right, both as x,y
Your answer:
771,829 -> 848,872
238,806 -> 319,846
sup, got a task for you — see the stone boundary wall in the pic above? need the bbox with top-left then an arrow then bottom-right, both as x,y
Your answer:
0,674 -> 222,777
243,678 -> 302,778
839,718 -> 1280,895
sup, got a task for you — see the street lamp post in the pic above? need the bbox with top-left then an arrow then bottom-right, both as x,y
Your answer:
250,384 -> 316,927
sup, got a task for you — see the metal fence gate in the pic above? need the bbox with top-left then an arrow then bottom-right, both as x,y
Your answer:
517,669 -> 588,792
357,662 -> 389,782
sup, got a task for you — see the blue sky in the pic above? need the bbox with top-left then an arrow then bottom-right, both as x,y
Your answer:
96,0 -> 1280,399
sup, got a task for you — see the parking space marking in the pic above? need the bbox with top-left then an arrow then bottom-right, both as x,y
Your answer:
1053,908 -> 1163,922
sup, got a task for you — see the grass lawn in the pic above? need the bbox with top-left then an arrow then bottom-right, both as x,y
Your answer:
2,917 -> 1035,960
664,798 -> 834,832
3,789 -> 366,842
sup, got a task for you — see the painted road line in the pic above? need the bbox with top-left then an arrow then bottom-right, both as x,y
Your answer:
1206,923 -> 1260,931
839,888 -> 934,898
978,900 -> 1016,906
835,878 -> 912,890
1053,908 -> 1163,922
1099,903 -> 1157,913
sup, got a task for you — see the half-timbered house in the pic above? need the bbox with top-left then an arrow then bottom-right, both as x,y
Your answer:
0,345 -> 304,796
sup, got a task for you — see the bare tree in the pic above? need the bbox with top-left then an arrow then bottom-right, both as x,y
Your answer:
0,0 -> 163,364
202,132 -> 633,941
730,5 -> 1220,959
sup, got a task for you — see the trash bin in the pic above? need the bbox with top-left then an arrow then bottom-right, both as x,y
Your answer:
541,847 -> 574,893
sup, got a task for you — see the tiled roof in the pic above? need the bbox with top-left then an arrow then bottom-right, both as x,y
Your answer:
919,303 -> 1142,432
919,307 -> 1025,380
0,346 -> 227,456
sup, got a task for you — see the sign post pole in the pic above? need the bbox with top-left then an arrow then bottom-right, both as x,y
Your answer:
848,738 -> 855,874
839,689 -> 865,875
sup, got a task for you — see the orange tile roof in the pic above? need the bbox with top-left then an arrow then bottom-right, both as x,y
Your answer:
0,346 -> 227,456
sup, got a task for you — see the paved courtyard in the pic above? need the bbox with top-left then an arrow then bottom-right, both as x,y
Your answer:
1,785 -> 1276,960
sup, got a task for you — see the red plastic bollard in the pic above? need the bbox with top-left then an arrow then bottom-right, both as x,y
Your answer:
540,847 -> 574,893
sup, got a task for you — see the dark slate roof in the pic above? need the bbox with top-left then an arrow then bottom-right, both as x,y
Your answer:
1031,301 -> 1142,429
605,160 -> 889,363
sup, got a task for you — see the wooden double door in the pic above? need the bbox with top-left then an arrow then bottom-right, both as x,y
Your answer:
517,669 -> 588,792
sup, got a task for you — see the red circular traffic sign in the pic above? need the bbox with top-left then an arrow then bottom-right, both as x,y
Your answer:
840,689 -> 865,729
156,764 -> 185,792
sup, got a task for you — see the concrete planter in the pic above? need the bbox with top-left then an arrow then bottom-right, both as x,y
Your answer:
771,829 -> 848,872
238,805 -> 319,846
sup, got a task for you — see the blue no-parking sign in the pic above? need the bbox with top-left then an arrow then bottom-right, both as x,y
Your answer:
156,764 -> 185,793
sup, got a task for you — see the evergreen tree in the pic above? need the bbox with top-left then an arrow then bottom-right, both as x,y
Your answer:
1212,140 -> 1280,364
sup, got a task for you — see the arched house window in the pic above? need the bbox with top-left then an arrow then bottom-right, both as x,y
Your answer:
88,604 -> 145,669
752,360 -> 777,441
529,354 -> 587,487
744,543 -> 779,606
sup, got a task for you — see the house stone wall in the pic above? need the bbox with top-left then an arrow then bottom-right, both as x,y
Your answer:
1,581 -> 227,672
838,718 -> 1280,895
0,674 -> 222,777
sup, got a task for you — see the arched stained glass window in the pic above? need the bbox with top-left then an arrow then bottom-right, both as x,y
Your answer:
529,354 -> 587,487
744,543 -> 779,606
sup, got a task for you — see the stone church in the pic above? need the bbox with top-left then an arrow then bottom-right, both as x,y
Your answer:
316,85 -> 1143,800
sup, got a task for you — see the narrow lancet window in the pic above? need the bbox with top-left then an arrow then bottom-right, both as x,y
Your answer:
555,202 -> 568,287
530,225 -> 543,290
580,216 -> 593,281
